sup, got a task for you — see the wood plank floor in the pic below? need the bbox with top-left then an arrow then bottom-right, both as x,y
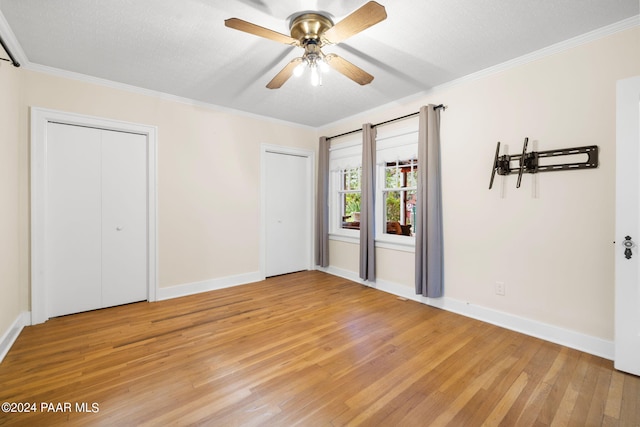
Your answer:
0,271 -> 638,426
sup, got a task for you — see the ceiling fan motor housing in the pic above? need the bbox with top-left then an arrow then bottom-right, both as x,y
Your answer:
289,13 -> 334,45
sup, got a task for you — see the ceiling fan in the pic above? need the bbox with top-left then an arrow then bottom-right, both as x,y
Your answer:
224,1 -> 387,89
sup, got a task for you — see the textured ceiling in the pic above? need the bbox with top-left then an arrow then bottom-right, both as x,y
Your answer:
0,1 -> 638,127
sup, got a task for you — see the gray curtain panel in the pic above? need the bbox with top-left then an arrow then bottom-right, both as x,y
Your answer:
360,124 -> 376,281
415,105 -> 444,297
316,136 -> 330,267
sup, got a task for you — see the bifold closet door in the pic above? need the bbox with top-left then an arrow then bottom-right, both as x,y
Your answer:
101,130 -> 148,307
45,123 -> 147,318
265,151 -> 310,277
46,124 -> 103,317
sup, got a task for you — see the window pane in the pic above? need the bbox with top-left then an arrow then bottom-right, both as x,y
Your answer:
341,192 -> 361,230
408,168 -> 417,187
339,166 -> 361,230
385,191 -> 400,222
384,160 -> 417,189
342,167 -> 361,191
384,189 -> 416,236
385,165 -> 399,188
351,168 -> 361,190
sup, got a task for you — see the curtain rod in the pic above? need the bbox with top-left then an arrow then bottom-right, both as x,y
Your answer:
0,34 -> 20,67
326,104 -> 446,141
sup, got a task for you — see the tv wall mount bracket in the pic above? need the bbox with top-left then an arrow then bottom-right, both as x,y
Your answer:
489,138 -> 599,189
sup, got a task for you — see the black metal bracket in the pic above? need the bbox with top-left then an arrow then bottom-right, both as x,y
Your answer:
489,137 -> 598,189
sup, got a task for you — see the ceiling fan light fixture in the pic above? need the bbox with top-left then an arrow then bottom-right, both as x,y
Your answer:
293,59 -> 307,77
225,2 -> 386,89
318,57 -> 330,73
310,64 -> 321,86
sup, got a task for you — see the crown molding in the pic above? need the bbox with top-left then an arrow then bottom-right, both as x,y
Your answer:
430,15 -> 640,94
0,8 -> 27,65
320,14 -> 640,132
2,5 -> 637,132
23,62 -> 316,131
2,5 -> 312,129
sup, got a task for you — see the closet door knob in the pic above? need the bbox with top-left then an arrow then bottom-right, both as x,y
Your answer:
116,226 -> 124,231
623,236 -> 634,259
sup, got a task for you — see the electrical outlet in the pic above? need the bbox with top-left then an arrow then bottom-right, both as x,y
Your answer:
495,281 -> 506,296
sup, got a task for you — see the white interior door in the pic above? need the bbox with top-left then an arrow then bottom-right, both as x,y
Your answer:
614,76 -> 640,376
46,123 -> 103,317
265,151 -> 311,277
45,123 -> 148,317
101,130 -> 148,307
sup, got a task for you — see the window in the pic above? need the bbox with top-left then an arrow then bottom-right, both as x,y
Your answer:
382,159 -> 417,236
375,126 -> 419,247
328,126 -> 419,247
338,167 -> 361,230
329,138 -> 362,239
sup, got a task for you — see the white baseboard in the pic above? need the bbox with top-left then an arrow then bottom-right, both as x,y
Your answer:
3,270 -> 612,364
156,271 -> 264,301
319,266 -> 614,360
0,311 -> 31,364
1,273 -> 264,362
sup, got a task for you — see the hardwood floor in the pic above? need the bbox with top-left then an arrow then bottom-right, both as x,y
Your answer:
0,271 -> 638,426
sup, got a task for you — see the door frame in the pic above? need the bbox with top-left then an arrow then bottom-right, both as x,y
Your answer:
30,107 -> 158,324
260,144 -> 315,279
614,76 -> 640,375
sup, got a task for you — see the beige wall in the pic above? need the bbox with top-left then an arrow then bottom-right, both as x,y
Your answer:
21,72 -> 318,289
319,27 -> 640,341
1,69 -> 317,332
0,62 -> 22,337
1,25 -> 638,349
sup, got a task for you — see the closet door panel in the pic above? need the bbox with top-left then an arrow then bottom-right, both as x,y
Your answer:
265,151 -> 311,276
46,123 -> 102,317
101,130 -> 148,307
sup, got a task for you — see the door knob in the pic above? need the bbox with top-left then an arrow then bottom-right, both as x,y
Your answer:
623,235 -> 634,259
116,226 -> 124,231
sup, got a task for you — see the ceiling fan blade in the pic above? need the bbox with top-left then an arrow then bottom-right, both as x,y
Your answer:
325,54 -> 374,85
266,58 -> 302,89
322,1 -> 387,45
225,18 -> 299,46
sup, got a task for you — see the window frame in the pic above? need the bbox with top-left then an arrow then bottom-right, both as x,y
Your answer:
375,126 -> 419,250
327,125 -> 419,251
337,166 -> 362,230
328,138 -> 362,242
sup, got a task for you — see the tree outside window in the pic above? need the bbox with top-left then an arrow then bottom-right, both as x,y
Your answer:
339,167 -> 361,230
383,159 -> 417,236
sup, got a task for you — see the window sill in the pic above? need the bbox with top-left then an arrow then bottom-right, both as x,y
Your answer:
329,233 -> 416,253
329,233 -> 360,245
375,239 -> 415,253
